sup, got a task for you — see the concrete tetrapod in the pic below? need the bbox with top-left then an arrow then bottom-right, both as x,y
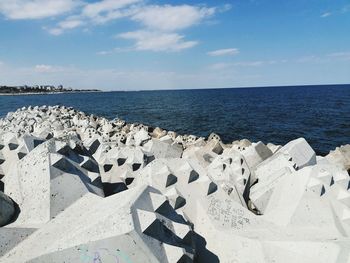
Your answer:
1,185 -> 198,263
1,106 -> 350,263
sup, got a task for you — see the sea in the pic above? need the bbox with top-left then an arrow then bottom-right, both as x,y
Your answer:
0,84 -> 349,156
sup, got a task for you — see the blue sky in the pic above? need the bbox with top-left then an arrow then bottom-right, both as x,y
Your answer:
0,0 -> 349,90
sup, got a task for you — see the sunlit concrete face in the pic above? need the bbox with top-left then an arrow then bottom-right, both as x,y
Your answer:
0,105 -> 350,262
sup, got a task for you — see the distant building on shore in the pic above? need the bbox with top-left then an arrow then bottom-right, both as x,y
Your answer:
0,85 -> 100,94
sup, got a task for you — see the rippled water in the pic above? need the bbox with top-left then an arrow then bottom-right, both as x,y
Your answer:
1,84 -> 349,155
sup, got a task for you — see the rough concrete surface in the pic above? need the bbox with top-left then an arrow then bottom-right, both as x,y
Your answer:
0,105 -> 349,262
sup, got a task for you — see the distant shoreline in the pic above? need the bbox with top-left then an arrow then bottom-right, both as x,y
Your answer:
0,90 -> 103,96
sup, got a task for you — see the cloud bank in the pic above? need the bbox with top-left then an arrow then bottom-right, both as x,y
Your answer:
0,0 -> 222,52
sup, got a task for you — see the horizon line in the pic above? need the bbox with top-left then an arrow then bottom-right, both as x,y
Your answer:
102,83 -> 350,92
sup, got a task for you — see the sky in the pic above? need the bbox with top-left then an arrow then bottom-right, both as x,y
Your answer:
0,0 -> 349,90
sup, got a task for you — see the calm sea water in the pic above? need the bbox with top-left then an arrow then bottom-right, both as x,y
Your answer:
0,85 -> 349,155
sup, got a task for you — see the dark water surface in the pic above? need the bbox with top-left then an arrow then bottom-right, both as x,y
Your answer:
1,84 -> 349,155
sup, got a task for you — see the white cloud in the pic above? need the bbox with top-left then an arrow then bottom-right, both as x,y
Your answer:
209,59 -> 286,70
2,55 -> 350,90
321,12 -> 332,18
47,16 -> 84,35
295,55 -> 321,63
208,60 -> 270,70
114,4 -> 217,52
341,5 -> 350,13
0,63 -> 244,90
294,52 -> 350,63
47,28 -> 64,36
82,0 -> 139,18
97,50 -> 113,55
1,0 -> 224,53
96,47 -> 131,55
232,61 -> 264,67
35,65 -> 53,72
0,0 -> 80,20
85,9 -> 129,24
218,4 -> 232,13
209,63 -> 232,70
81,0 -> 140,24
116,4 -> 216,52
59,18 -> 84,29
327,52 -> 350,60
118,30 -> 198,51
131,5 -> 215,31
320,5 -> 350,18
207,48 -> 239,56
47,1 -> 216,38
46,0 -> 141,35
34,64 -> 64,73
